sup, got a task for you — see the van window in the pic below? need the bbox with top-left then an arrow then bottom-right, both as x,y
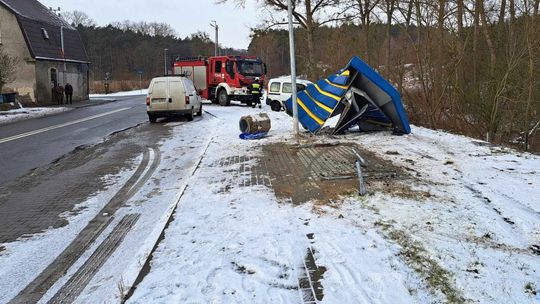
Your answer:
182,78 -> 196,94
282,83 -> 292,93
215,61 -> 222,73
269,82 -> 281,93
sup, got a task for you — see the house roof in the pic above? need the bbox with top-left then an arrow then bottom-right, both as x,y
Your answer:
0,0 -> 89,63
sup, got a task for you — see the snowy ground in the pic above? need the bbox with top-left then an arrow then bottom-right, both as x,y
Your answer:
1,100 -> 538,303
127,106 -> 540,303
89,89 -> 148,99
0,106 -> 70,125
0,89 -> 147,125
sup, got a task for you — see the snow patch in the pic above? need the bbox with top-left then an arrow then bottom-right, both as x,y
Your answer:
0,107 -> 70,125
90,89 -> 148,99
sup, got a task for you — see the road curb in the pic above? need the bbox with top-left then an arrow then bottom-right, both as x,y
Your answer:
73,98 -> 117,109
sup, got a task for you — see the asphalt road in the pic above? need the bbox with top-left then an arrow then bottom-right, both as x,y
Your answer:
0,95 -> 148,184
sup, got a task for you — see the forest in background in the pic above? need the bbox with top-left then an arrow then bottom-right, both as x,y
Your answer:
61,11 -> 245,93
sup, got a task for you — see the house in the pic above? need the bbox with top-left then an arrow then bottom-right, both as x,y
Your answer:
0,0 -> 89,105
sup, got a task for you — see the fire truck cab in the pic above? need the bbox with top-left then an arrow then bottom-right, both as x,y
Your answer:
174,56 -> 266,107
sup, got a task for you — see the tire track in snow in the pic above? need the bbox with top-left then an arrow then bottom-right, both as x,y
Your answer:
11,147 -> 161,303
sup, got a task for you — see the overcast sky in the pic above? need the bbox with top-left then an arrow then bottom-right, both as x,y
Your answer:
39,0 -> 263,49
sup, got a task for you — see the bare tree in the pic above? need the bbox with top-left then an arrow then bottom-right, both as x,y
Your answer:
382,0 -> 396,68
61,10 -> 96,27
109,20 -> 176,37
479,0 -> 496,79
352,0 -> 380,64
220,0 -> 345,79
149,22 -> 176,37
0,47 -> 18,93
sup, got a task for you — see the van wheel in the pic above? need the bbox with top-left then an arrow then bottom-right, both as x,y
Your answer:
148,114 -> 157,123
197,104 -> 203,116
218,90 -> 230,106
187,109 -> 194,121
270,100 -> 282,112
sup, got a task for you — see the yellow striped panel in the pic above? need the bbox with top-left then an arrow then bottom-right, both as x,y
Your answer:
304,90 -> 332,113
324,78 -> 348,90
297,98 -> 324,125
314,84 -> 340,101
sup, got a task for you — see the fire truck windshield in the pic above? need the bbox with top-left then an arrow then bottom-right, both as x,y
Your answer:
237,60 -> 264,76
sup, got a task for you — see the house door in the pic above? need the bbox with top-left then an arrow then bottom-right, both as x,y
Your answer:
50,68 -> 58,103
50,68 -> 57,86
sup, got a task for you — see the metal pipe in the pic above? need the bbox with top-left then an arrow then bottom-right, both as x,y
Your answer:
355,161 -> 367,196
61,26 -> 66,84
352,148 -> 367,166
163,48 -> 168,75
287,0 -> 299,136
210,21 -> 219,57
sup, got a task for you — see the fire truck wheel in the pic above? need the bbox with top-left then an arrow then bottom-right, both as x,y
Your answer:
218,90 -> 230,106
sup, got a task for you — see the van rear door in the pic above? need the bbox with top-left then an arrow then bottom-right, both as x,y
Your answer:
150,79 -> 168,111
169,78 -> 186,110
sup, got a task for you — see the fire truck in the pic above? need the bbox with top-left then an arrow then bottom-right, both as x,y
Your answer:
173,56 -> 266,107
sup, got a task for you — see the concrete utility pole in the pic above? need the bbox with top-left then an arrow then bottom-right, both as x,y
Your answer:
163,48 -> 168,75
287,0 -> 299,136
210,20 -> 219,56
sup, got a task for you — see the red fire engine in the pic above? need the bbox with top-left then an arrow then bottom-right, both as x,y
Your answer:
173,56 -> 266,107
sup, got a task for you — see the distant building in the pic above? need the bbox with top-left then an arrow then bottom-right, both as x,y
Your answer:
0,0 -> 89,105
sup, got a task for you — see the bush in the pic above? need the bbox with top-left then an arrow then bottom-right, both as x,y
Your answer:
0,47 -> 19,93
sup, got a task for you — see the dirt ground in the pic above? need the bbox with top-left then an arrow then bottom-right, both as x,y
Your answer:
258,141 -> 430,206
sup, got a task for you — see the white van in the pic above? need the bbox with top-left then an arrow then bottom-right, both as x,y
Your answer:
146,76 -> 203,123
265,76 -> 312,111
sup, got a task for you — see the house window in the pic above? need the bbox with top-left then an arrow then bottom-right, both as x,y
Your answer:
41,28 -> 49,40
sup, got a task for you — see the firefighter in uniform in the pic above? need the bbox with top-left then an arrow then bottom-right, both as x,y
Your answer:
250,77 -> 263,108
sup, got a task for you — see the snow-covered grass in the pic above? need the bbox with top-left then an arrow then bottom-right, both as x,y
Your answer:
342,127 -> 540,303
0,106 -> 70,125
89,89 -> 148,99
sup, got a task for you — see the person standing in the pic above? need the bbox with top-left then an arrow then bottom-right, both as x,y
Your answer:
55,84 -> 64,105
65,83 -> 73,104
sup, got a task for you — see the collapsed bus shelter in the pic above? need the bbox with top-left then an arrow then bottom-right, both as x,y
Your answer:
284,56 -> 411,135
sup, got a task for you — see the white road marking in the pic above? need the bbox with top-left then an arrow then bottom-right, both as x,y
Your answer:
0,107 -> 131,144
